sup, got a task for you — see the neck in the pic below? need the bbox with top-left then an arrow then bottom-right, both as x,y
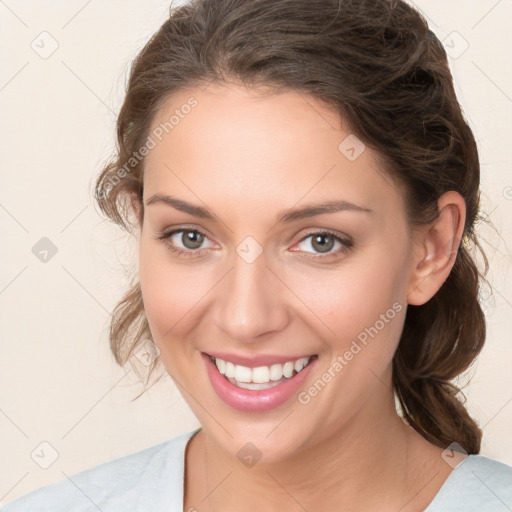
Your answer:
187,393 -> 451,512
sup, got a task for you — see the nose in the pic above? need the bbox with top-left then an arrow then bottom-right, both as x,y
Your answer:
213,249 -> 290,344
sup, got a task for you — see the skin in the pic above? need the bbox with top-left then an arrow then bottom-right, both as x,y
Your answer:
134,82 -> 466,511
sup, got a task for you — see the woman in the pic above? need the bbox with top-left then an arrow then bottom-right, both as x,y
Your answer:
4,0 -> 511,510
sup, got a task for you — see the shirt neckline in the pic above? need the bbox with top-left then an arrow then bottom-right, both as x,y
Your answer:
178,428 -> 473,510
181,427 -> 203,510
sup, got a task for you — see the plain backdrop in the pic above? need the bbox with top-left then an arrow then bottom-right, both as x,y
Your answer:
1,0 -> 511,504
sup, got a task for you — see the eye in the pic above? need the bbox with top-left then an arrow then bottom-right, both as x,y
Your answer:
155,227 -> 353,260
293,230 -> 353,258
156,227 -> 214,257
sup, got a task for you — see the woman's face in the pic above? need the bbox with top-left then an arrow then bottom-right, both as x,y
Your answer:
138,83 -> 418,463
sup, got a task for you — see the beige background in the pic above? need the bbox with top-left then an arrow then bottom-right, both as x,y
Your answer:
1,0 -> 511,504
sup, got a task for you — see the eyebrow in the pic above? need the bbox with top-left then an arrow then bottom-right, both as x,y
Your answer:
145,193 -> 373,223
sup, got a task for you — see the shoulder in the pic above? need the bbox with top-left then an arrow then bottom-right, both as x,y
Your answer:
1,428 -> 199,512
426,455 -> 512,511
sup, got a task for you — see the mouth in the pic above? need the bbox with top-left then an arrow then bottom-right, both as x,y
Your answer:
205,352 -> 317,389
201,352 -> 318,412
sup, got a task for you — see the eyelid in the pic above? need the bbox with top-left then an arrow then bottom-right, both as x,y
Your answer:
296,228 -> 352,245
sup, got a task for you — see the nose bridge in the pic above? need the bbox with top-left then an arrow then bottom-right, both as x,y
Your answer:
214,247 -> 289,342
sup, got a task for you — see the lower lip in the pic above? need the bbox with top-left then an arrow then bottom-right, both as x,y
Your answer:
201,353 -> 318,412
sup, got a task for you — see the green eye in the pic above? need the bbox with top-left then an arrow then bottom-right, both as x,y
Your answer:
156,228 -> 353,260
157,228 -> 211,256
295,231 -> 353,257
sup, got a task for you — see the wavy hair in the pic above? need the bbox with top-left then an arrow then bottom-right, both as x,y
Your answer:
94,0 -> 490,453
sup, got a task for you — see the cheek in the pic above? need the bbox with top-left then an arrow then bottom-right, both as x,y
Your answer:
138,240 -> 207,344
286,245 -> 409,358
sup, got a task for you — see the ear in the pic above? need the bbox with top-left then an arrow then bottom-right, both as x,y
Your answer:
407,191 -> 466,306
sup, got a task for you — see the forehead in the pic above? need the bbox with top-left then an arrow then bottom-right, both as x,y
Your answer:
143,83 -> 404,222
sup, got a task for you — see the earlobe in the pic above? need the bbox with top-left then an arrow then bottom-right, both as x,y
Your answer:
407,191 -> 466,306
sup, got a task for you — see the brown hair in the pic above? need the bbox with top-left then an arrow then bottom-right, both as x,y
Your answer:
94,0 -> 490,453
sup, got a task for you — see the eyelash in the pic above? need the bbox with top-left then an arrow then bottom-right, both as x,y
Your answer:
155,227 -> 353,260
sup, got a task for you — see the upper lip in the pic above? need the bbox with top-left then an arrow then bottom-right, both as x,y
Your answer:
203,351 -> 317,368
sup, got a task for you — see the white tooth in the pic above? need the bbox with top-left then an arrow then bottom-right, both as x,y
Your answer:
215,356 -> 313,383
225,361 -> 236,378
231,379 -> 282,390
269,363 -> 284,381
294,359 -> 305,372
215,358 -> 226,375
252,365 -> 270,383
234,364 -> 252,383
282,361 -> 294,378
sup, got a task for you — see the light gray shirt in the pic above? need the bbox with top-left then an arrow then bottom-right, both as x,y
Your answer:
2,428 -> 511,511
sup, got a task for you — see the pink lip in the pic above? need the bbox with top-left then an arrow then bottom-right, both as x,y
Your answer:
203,350 -> 315,367
201,352 -> 318,412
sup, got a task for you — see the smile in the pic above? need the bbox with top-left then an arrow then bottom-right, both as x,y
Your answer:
201,352 -> 318,412
209,354 -> 313,389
